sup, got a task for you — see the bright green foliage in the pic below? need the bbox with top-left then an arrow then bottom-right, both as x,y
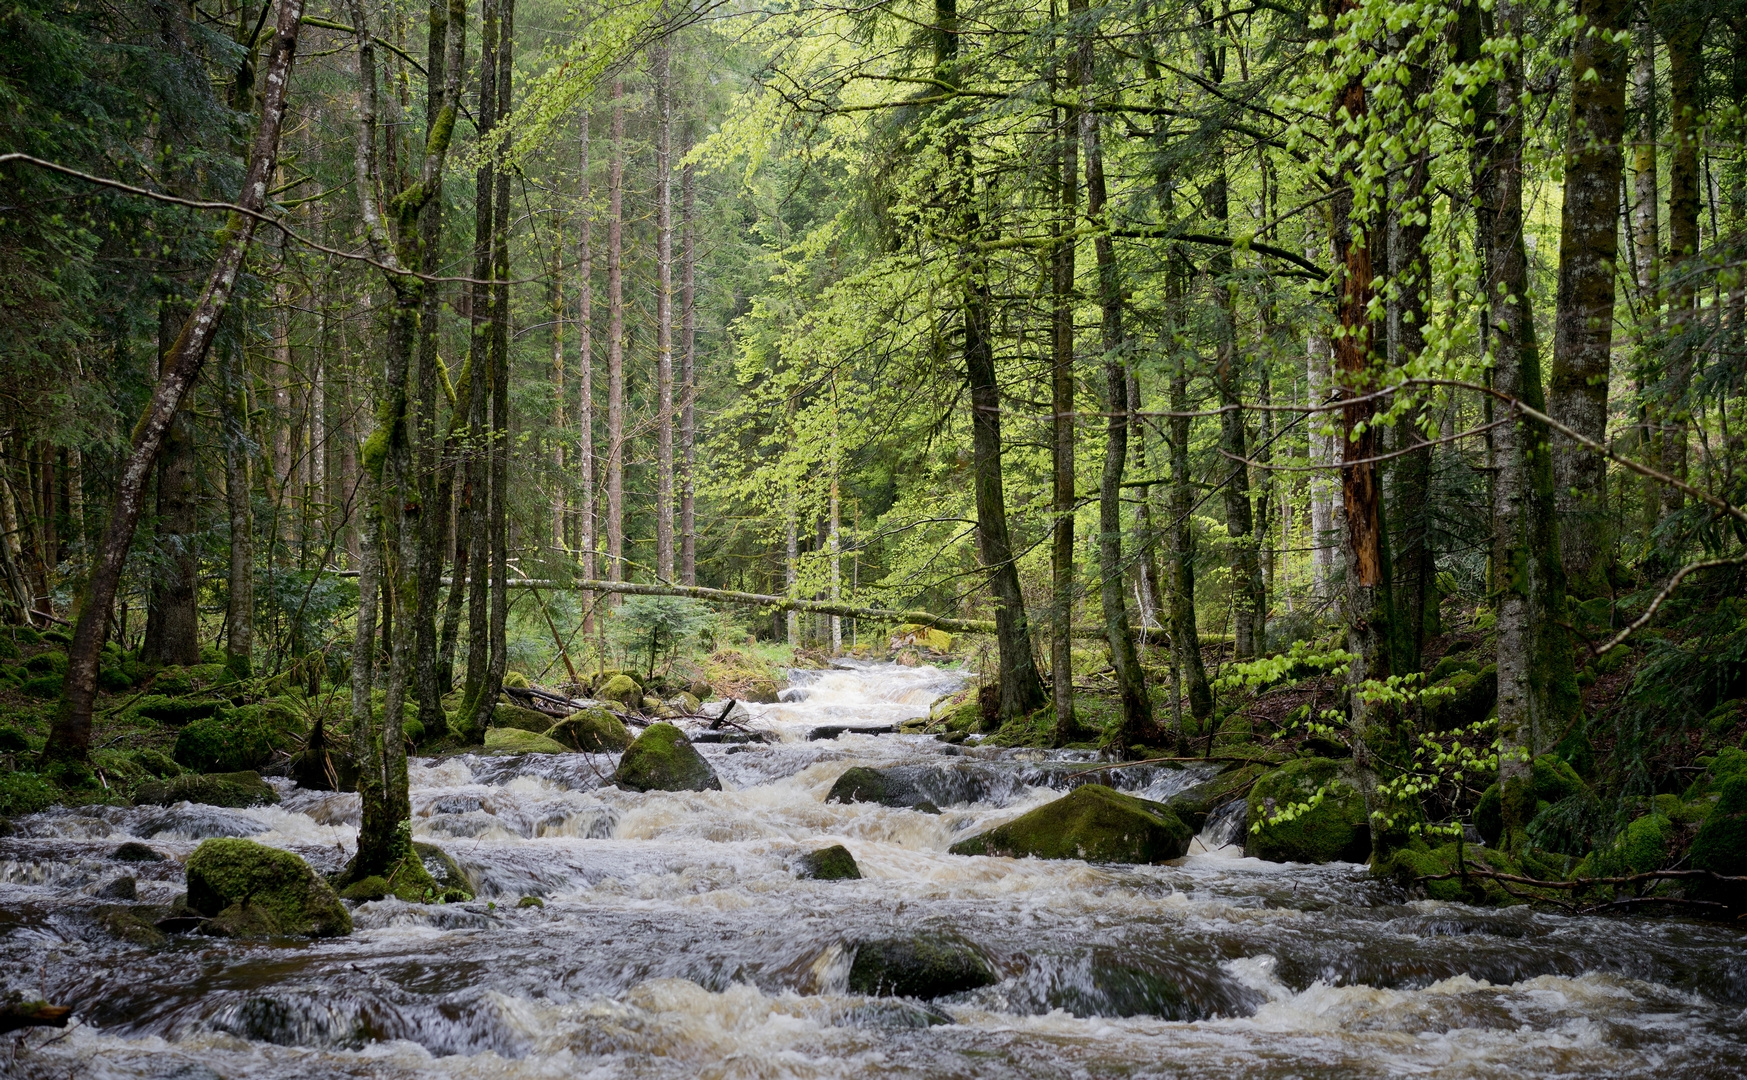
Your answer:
612,723 -> 721,792
185,838 -> 352,937
949,784 -> 1192,864
1247,758 -> 1371,864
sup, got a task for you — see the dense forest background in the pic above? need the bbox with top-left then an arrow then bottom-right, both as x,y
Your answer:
1,0 -> 1745,897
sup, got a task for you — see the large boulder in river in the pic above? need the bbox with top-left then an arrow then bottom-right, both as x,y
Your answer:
134,771 -> 279,809
611,722 -> 720,792
1244,757 -> 1370,864
848,934 -> 995,999
1160,763 -> 1268,831
827,766 -> 940,813
548,707 -> 633,752
949,784 -> 1192,864
185,838 -> 351,938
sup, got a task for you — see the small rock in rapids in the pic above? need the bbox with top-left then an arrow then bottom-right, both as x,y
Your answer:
848,934 -> 996,999
797,844 -> 861,880
111,841 -> 165,862
185,838 -> 352,938
94,875 -> 136,900
949,784 -> 1192,864
611,722 -> 721,792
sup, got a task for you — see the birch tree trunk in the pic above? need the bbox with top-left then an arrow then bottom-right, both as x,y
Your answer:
46,0 -> 305,765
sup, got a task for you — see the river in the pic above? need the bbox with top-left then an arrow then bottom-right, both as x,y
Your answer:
3,660 -> 1745,1078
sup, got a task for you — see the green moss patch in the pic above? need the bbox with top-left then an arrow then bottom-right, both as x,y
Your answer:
483,727 -> 570,755
798,844 -> 862,880
548,707 -> 633,752
491,703 -> 554,733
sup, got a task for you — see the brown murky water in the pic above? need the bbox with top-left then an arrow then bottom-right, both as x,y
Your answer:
4,662 -> 1745,1078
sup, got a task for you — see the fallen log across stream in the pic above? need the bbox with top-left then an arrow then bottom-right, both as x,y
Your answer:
436,576 -> 1169,643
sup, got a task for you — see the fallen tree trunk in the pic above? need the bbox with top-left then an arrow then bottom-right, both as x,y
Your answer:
436,576 -> 1173,643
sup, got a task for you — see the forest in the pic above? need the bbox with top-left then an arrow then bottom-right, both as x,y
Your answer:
0,0 -> 1744,1070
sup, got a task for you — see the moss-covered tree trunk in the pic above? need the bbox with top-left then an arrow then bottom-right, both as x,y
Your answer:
1049,65 -> 1082,746
1548,0 -> 1629,599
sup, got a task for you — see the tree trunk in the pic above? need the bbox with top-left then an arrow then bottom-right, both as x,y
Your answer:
485,0 -> 516,707
606,79 -> 626,588
1549,0 -> 1629,599
1629,19 -> 1661,544
654,41 -> 676,583
221,342 -> 254,677
578,110 -> 598,608
143,410 -> 199,668
936,0 -> 1046,722
458,0 -> 501,734
1486,0 -> 1580,847
1386,22 -> 1433,674
1166,254 -> 1214,733
1306,293 -> 1338,602
1079,31 -> 1153,754
1657,0 -> 1703,512
342,0 -> 464,883
45,0 -> 304,765
1206,166 -> 1265,662
550,237 -> 566,552
1328,0 -> 1392,727
680,120 -> 698,586
1050,82 -> 1082,745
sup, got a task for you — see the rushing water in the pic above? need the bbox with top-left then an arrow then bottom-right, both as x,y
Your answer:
4,660 -> 1746,1079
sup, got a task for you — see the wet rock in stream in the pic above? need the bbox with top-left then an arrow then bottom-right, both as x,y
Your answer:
185,838 -> 352,938
950,783 -> 1193,863
796,843 -> 861,880
847,933 -> 997,999
111,841 -> 166,862
134,771 -> 279,809
611,722 -> 721,792
826,766 -> 941,813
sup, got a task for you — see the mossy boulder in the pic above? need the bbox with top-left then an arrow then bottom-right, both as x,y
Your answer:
185,838 -> 351,937
131,695 -> 220,726
492,702 -> 553,732
827,766 -> 941,813
743,678 -> 781,704
611,722 -> 720,792
413,841 -> 474,901
847,934 -> 995,999
597,674 -> 643,709
798,844 -> 862,880
19,674 -> 62,699
1425,654 -> 1481,684
0,726 -> 30,753
172,704 -> 300,773
22,651 -> 66,675
339,875 -> 390,901
1592,813 -> 1674,877
1377,841 -> 1524,905
548,707 -> 633,752
502,671 -> 530,689
1245,757 -> 1370,864
1423,664 -> 1496,730
950,784 -> 1192,864
483,727 -> 570,755
1690,775 -> 1747,877
134,771 -> 279,808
